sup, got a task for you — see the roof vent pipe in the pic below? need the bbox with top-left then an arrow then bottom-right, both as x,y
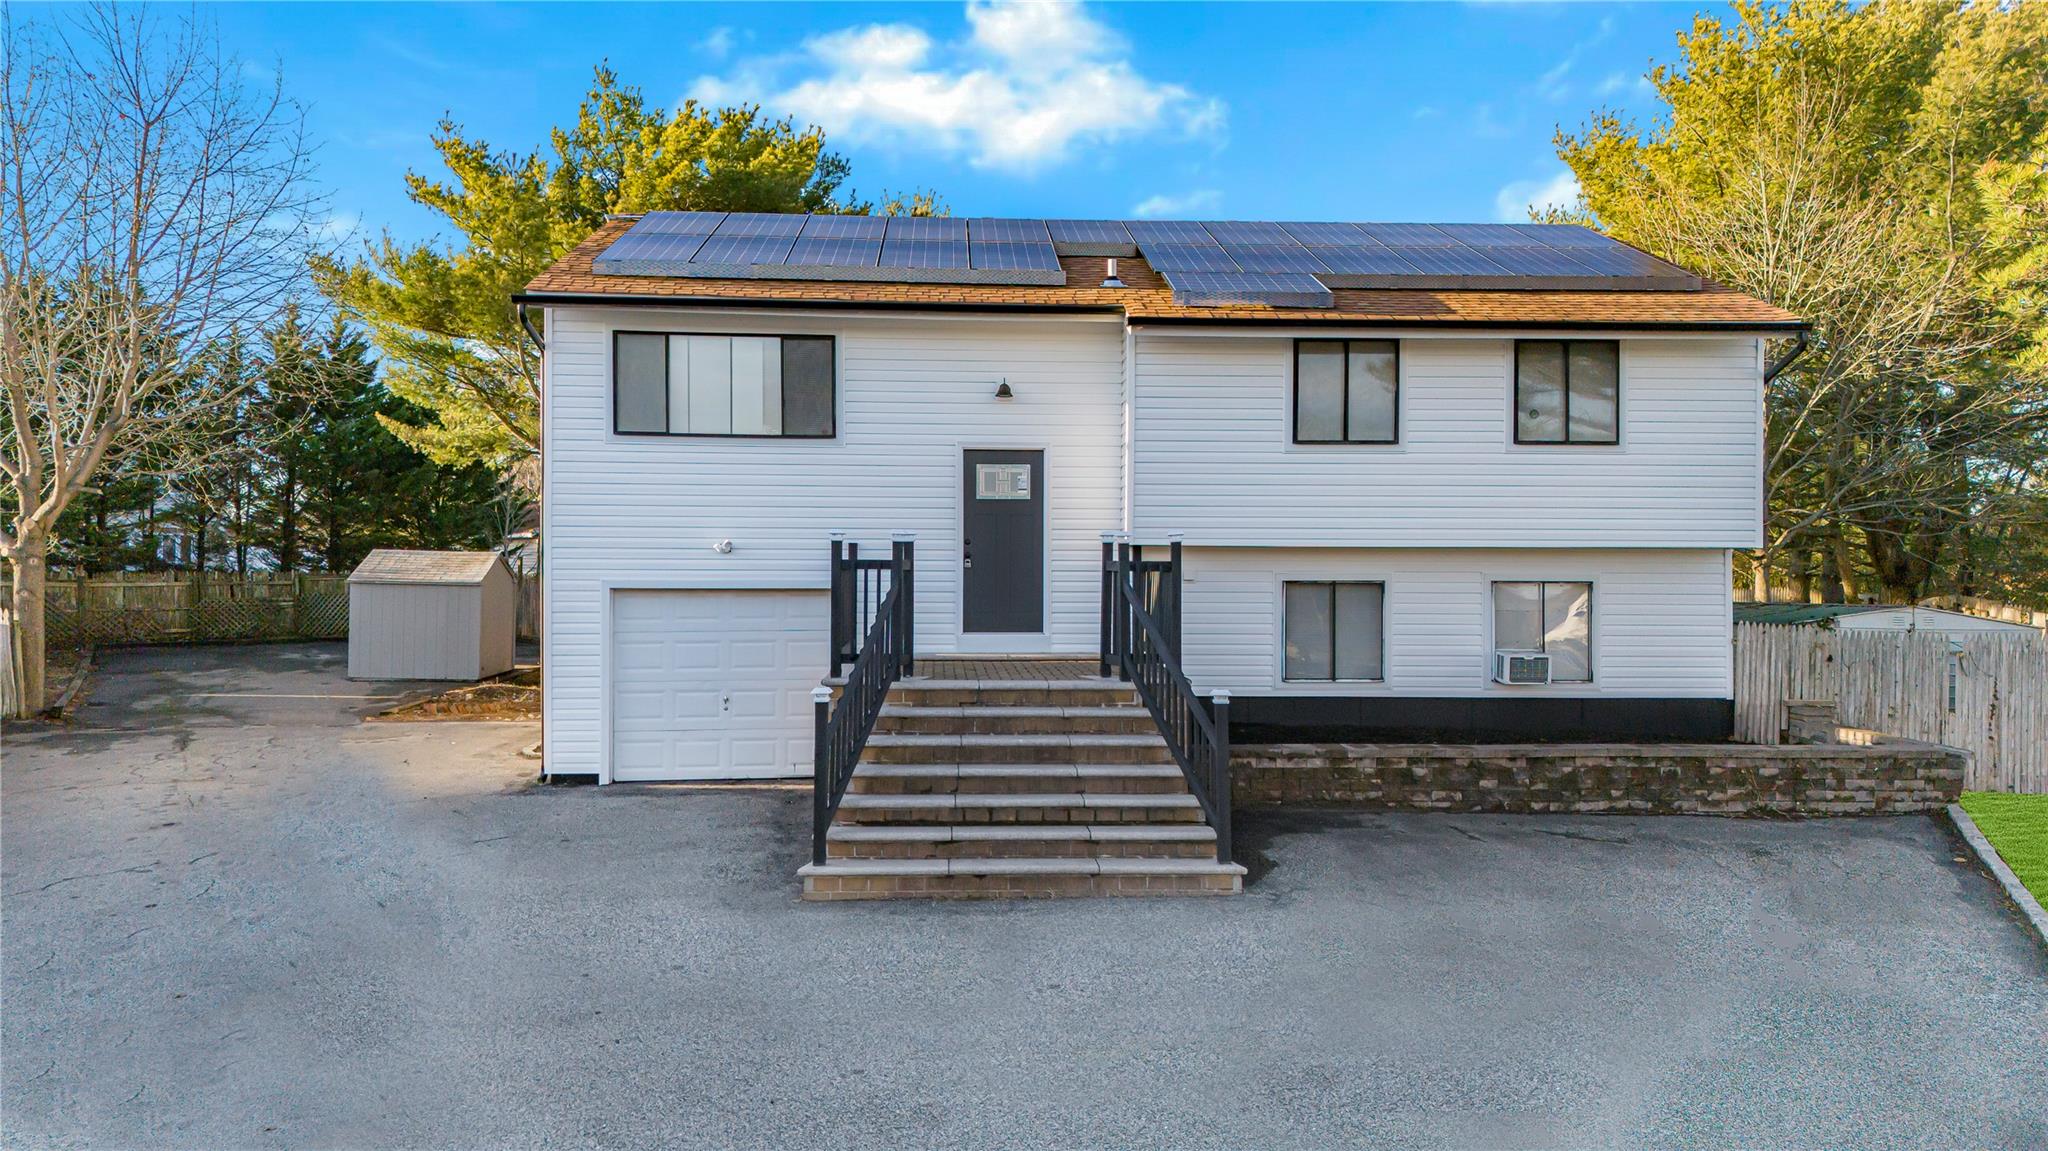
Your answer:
1101,258 -> 1125,289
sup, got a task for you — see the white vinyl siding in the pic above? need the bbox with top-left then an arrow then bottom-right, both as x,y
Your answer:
1177,547 -> 1730,698
1132,333 -> 1763,547
545,307 -> 1125,780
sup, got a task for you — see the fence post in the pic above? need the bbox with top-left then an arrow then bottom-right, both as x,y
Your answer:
1211,689 -> 1232,864
829,532 -> 847,678
1114,539 -> 1132,681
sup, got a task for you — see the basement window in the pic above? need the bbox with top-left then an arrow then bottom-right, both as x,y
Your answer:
1492,581 -> 1592,683
1283,581 -> 1385,681
614,332 -> 835,438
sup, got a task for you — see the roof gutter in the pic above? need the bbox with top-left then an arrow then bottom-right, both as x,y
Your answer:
1762,328 -> 1811,383
510,291 -> 1123,318
1130,316 -> 1811,334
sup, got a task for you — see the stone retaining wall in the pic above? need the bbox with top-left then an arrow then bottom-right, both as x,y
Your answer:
1232,741 -> 1966,816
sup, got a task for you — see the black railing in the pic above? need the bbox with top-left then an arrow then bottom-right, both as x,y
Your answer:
1102,538 -> 1231,864
831,534 -> 914,677
814,537 -> 915,865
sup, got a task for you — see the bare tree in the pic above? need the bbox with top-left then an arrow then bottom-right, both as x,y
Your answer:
0,5 -> 319,713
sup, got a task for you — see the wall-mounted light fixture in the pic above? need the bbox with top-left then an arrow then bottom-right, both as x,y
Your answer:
994,380 -> 1014,400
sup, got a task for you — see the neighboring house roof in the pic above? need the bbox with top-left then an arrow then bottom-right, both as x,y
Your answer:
519,217 -> 1803,332
1734,603 -> 2038,632
348,549 -> 508,586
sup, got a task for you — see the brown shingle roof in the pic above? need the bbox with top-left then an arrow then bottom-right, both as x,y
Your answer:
520,218 -> 1803,330
348,549 -> 507,586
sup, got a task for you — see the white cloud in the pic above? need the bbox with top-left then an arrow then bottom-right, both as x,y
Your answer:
315,211 -> 360,241
1493,170 -> 1581,222
1130,189 -> 1221,219
699,27 -> 735,59
690,0 -> 1225,172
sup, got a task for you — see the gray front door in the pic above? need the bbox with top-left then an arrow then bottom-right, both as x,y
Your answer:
962,449 -> 1045,633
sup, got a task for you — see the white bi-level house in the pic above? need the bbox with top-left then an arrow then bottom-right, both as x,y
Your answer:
519,213 -> 1801,784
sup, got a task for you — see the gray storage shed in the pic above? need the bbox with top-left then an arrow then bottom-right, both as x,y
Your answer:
348,550 -> 518,681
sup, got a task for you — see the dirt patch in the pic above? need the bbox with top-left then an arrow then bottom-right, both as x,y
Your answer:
371,681 -> 539,722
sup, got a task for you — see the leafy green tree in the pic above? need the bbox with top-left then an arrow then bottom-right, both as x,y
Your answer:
314,65 -> 936,467
1554,0 -> 2048,604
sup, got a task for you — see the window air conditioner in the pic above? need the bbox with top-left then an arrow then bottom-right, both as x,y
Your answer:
1494,650 -> 1552,685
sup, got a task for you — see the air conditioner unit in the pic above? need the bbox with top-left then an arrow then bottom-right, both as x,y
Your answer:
1494,649 -> 1552,685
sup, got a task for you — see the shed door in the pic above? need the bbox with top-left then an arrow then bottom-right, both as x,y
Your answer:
610,590 -> 827,781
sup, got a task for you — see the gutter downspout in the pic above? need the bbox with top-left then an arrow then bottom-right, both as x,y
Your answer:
517,302 -> 545,353
1763,328 -> 1808,383
515,299 -> 547,780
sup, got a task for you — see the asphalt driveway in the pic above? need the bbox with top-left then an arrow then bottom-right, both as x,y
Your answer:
4,643 -> 2044,1150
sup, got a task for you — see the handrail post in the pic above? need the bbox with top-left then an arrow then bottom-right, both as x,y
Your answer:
1098,531 -> 1117,678
892,532 -> 916,679
1167,532 -> 1184,658
812,685 -> 833,865
829,532 -> 846,678
1211,689 -> 1232,865
1114,540 -> 1133,681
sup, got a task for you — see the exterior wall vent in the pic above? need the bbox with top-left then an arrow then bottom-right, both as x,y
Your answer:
1101,258 -> 1125,289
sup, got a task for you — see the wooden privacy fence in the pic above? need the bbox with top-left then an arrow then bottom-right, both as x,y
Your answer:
1734,621 -> 2048,793
45,572 -> 350,647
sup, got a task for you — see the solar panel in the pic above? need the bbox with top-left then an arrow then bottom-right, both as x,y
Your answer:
1356,223 -> 1455,247
1162,270 -> 1332,308
1221,245 -> 1329,274
632,211 -> 726,235
786,236 -> 882,267
879,239 -> 968,268
1047,219 -> 1133,244
1507,223 -> 1612,248
1381,246 -> 1509,276
1139,244 -> 1241,273
1280,221 -> 1370,246
799,215 -> 887,240
968,218 -> 1051,243
1202,220 -> 1293,245
713,213 -> 806,238
590,230 -> 712,274
691,234 -> 798,265
1431,223 -> 1535,246
1125,220 -> 1217,246
1479,246 -> 1600,277
969,242 -> 1061,271
1300,246 -> 1421,277
884,216 -> 968,241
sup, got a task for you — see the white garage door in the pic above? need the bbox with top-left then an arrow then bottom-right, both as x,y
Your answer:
610,590 -> 828,781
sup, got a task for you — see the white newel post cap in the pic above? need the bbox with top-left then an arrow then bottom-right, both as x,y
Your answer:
1211,689 -> 1231,705
1167,532 -> 1185,544
829,530 -> 846,542
1100,530 -> 1120,544
812,686 -> 833,705
891,531 -> 917,543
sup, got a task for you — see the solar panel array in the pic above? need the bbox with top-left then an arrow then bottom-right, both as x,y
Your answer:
590,212 -> 1701,304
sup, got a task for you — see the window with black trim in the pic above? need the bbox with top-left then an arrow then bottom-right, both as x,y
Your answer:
613,332 -> 835,437
1283,581 -> 1385,681
1295,339 -> 1398,443
1491,580 -> 1592,683
1514,340 -> 1618,444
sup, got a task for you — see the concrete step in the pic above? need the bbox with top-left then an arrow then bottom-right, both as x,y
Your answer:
874,704 -> 1158,736
890,679 -> 1138,708
861,732 -> 1174,766
826,823 -> 1218,860
833,791 -> 1205,824
848,762 -> 1188,796
799,856 -> 1245,900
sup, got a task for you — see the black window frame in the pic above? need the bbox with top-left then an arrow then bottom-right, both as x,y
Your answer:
1490,579 -> 1595,684
1281,579 -> 1387,683
1512,339 -> 1619,446
1292,338 -> 1400,445
611,330 -> 837,440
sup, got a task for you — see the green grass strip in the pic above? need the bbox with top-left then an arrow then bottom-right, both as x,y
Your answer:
1959,792 -> 2048,905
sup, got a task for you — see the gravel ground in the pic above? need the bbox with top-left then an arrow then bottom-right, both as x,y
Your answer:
4,643 -> 2044,1150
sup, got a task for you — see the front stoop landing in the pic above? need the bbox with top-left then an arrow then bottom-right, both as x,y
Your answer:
800,675 -> 1243,900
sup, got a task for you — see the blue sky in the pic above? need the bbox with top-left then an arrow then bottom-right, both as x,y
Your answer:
200,1 -> 1717,248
